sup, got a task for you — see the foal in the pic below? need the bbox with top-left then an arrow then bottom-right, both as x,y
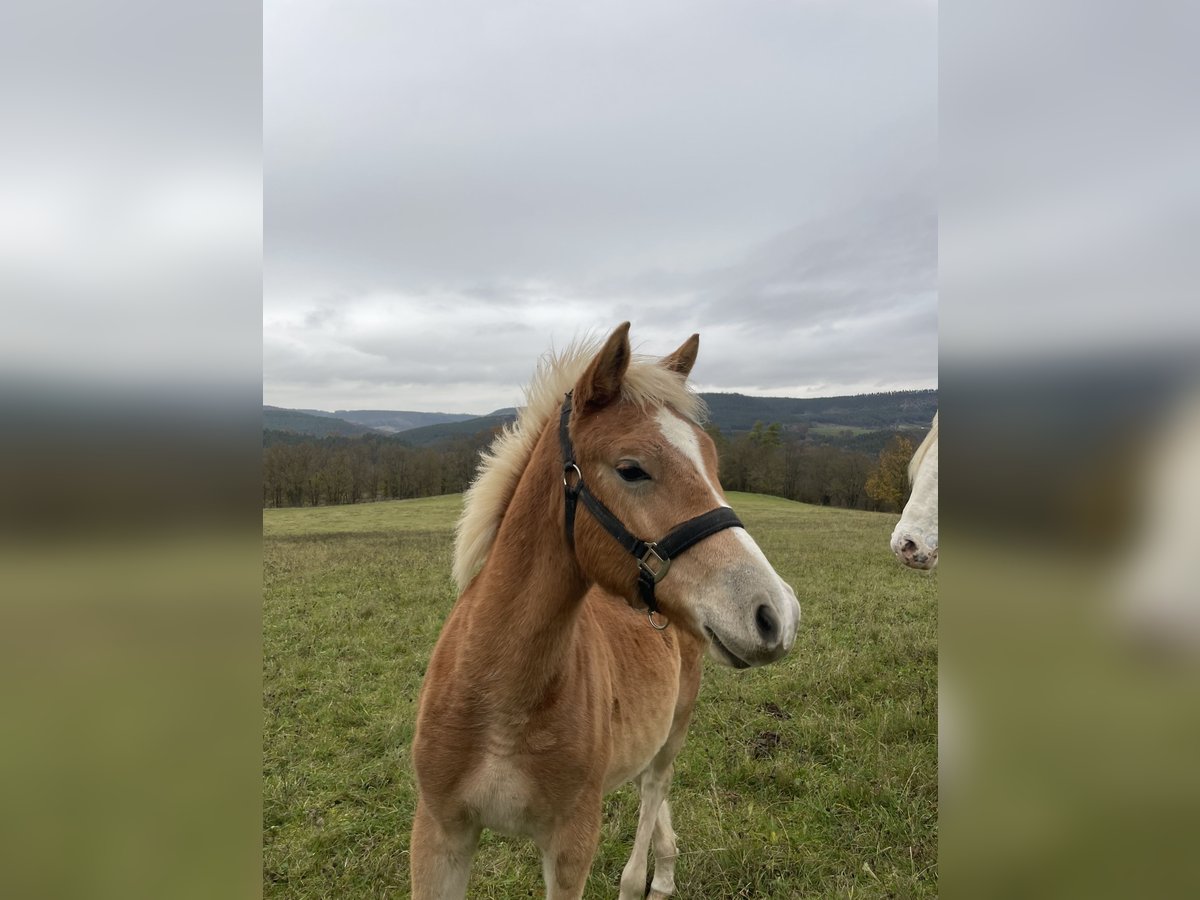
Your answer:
410,324 -> 801,899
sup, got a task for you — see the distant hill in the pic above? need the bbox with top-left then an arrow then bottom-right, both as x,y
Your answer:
262,406 -> 480,436
263,389 -> 937,447
699,389 -> 937,434
815,425 -> 932,456
396,413 -> 517,447
325,409 -> 479,433
262,407 -> 374,437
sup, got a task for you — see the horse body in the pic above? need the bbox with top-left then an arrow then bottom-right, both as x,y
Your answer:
415,582 -> 702,892
892,412 -> 939,569
411,325 -> 798,898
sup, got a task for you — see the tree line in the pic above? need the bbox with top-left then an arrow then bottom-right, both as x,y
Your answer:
262,432 -> 490,508
262,423 -> 918,513
707,422 -> 914,512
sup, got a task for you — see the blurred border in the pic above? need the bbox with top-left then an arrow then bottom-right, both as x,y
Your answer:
942,1 -> 1200,896
8,1 -> 1200,896
0,2 -> 261,897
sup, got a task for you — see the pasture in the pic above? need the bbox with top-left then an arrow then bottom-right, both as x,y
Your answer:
264,492 -> 937,898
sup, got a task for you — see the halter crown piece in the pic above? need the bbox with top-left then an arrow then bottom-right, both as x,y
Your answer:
558,391 -> 744,630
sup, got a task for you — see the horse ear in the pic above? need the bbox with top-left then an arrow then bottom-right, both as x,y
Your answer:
576,322 -> 631,411
661,333 -> 699,378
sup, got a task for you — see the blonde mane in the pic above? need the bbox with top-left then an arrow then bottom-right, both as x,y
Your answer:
452,338 -> 706,591
909,411 -> 939,483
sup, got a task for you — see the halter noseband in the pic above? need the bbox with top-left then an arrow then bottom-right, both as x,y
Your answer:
558,391 -> 743,630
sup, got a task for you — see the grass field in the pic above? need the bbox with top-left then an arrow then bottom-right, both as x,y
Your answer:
264,492 -> 937,898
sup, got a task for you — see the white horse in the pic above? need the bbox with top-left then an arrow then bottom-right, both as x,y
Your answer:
1116,390 -> 1200,653
887,413 -> 949,780
891,412 -> 939,570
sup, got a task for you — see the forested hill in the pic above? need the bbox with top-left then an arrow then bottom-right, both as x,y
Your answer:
263,389 -> 937,449
262,407 -> 375,437
699,389 -> 937,433
322,409 -> 477,433
388,389 -> 938,448
263,406 -> 477,437
384,413 -> 518,447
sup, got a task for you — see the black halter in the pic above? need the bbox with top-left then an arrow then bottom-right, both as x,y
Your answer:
558,391 -> 743,628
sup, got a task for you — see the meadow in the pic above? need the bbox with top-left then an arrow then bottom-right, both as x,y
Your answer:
264,492 -> 937,898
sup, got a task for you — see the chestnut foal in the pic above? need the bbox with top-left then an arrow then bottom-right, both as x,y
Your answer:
410,324 -> 800,899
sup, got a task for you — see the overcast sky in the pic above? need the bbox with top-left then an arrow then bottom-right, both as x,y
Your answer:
264,0 -> 937,414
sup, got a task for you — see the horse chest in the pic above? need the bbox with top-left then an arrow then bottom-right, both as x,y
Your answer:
460,721 -> 602,837
460,752 -> 537,837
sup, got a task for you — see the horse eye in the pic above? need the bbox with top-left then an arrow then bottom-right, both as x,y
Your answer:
616,464 -> 651,483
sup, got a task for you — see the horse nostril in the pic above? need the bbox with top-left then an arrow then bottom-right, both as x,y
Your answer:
754,603 -> 780,644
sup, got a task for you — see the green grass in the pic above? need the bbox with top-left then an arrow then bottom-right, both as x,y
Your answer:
264,493 -> 937,898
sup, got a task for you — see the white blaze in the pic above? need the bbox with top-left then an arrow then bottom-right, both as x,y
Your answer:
653,408 -> 728,507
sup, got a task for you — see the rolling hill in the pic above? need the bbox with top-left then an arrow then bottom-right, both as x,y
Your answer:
323,409 -> 478,433
393,413 -> 517,447
262,407 -> 375,437
262,406 -> 481,437
388,389 -> 937,447
699,389 -> 937,433
263,389 -> 937,447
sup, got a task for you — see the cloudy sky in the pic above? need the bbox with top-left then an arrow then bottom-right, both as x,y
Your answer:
264,0 -> 936,414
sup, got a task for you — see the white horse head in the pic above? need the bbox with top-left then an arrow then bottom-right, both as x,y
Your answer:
1116,391 -> 1200,653
891,413 -> 938,570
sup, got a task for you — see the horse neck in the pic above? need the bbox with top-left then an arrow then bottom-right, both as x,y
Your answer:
463,420 -> 590,708
902,440 -> 938,527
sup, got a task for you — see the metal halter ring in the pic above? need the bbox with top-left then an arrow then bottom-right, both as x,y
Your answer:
562,463 -> 582,488
647,609 -> 670,631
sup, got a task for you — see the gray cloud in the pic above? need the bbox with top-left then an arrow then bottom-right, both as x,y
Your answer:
265,0 -> 937,413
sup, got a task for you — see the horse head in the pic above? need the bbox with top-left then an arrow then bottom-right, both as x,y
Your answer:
564,323 -> 801,667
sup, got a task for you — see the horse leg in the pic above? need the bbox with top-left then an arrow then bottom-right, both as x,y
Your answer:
538,801 -> 603,900
647,796 -> 678,899
619,763 -> 673,900
409,800 -> 480,900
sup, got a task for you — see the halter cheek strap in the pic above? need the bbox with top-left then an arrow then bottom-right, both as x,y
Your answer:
559,391 -> 743,627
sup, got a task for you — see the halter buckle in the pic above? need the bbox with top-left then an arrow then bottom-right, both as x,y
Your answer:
638,543 -> 672,583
